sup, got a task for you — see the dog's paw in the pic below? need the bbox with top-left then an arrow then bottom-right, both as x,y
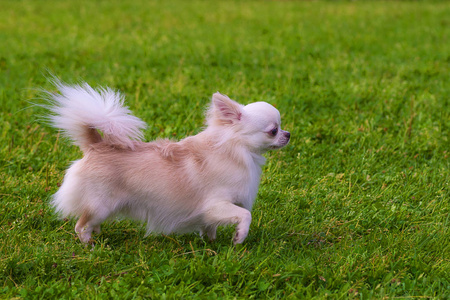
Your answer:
77,230 -> 92,244
233,229 -> 248,245
207,230 -> 216,242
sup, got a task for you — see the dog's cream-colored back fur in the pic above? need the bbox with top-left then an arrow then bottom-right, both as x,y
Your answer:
48,83 -> 290,244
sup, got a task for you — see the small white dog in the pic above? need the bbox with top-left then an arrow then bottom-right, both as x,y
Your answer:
46,81 -> 290,244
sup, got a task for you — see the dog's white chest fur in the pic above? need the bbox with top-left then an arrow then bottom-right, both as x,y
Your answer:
233,153 -> 266,210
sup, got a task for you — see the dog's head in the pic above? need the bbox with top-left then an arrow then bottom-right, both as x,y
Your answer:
206,93 -> 290,153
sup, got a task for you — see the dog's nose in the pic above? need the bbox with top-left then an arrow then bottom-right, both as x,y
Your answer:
285,131 -> 290,139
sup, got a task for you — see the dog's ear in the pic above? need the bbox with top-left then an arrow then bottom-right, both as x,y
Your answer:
210,92 -> 243,125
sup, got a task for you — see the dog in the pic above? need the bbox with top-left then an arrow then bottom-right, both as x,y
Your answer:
45,80 -> 290,244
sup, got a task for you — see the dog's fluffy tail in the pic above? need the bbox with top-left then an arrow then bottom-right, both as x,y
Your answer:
46,80 -> 147,151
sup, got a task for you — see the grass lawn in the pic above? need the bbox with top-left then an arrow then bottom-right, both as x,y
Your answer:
1,0 -> 449,298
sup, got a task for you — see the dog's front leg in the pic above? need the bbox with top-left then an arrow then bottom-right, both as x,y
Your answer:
204,201 -> 252,244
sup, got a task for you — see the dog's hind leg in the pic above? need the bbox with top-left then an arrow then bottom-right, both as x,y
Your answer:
75,208 -> 110,243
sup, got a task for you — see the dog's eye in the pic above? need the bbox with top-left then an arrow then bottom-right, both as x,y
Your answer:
270,128 -> 278,136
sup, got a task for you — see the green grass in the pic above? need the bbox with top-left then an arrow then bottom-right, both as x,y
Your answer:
1,0 -> 449,298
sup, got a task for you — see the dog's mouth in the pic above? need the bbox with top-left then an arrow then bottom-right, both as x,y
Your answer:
269,139 -> 290,150
270,132 -> 290,149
